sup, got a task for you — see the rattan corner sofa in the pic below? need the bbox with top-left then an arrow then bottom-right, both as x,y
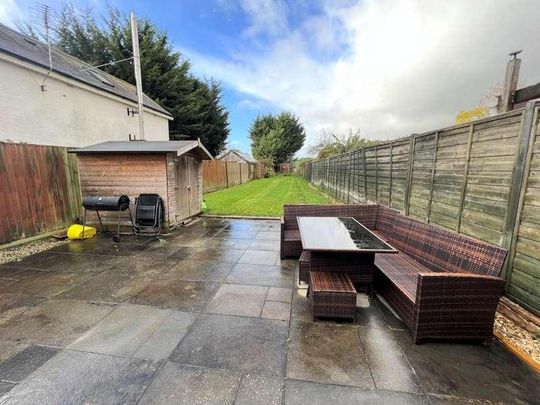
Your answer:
281,204 -> 507,344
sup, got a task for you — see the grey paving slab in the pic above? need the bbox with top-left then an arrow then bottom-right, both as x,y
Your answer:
219,230 -> 259,240
0,294 -> 38,316
68,305 -> 172,356
226,263 -> 293,288
206,262 -> 236,282
57,269 -> 158,303
290,288 -> 313,323
255,232 -> 280,241
358,326 -> 421,393
394,330 -> 540,403
266,287 -> 292,303
354,296 -> 389,329
275,259 -> 298,270
0,270 -> 92,298
248,239 -> 280,251
0,345 -> 58,382
159,260 -> 217,281
206,284 -> 267,317
235,374 -> 283,405
0,267 -> 26,278
1,252 -> 62,270
170,314 -> 288,377
0,299 -> 114,361
227,239 -> 253,250
287,321 -> 374,388
45,253 -> 123,274
284,380 -> 426,405
138,362 -> 240,405
238,250 -> 280,266
261,301 -> 290,322
129,279 -> 219,311
0,382 -> 13,397
47,236 -> 151,256
134,311 -> 196,361
0,350 -> 156,405
142,240 -> 190,259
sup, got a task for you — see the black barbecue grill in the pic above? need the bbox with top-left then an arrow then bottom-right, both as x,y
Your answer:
82,195 -> 133,242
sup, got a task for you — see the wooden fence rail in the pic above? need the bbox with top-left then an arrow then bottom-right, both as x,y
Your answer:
305,101 -> 540,315
0,142 -> 81,245
202,160 -> 266,193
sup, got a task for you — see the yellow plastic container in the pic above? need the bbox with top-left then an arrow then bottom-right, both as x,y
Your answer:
67,224 -> 96,240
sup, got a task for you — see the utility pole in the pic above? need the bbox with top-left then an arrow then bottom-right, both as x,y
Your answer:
499,50 -> 522,113
131,12 -> 145,140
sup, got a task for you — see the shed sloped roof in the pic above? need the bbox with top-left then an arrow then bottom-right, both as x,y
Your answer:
71,141 -> 213,159
0,23 -> 171,117
219,149 -> 257,163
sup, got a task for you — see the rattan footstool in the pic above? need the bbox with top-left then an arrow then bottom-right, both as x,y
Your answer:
309,271 -> 356,322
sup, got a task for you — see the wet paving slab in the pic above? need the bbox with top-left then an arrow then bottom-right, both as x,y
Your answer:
129,279 -> 220,311
286,321 -> 374,389
0,345 -> 58,383
235,374 -> 284,405
68,305 -> 195,360
170,314 -> 288,377
138,362 -> 240,405
0,299 -> 114,361
226,263 -> 294,287
1,218 -> 539,404
284,380 -> 429,405
47,235 -> 152,256
393,330 -> 540,404
0,270 -> 93,299
238,250 -> 280,266
205,284 -> 267,317
0,350 -> 157,405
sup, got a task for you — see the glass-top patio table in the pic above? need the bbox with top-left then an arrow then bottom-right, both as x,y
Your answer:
297,217 -> 397,292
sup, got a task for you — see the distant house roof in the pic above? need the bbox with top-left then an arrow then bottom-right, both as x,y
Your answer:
218,149 -> 257,163
0,23 -> 172,118
71,140 -> 213,160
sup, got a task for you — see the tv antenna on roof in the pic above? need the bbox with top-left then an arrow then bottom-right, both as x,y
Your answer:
29,3 -> 58,91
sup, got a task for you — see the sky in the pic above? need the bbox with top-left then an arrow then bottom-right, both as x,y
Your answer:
2,0 -> 540,156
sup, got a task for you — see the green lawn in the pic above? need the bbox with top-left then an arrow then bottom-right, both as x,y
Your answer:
204,175 -> 333,217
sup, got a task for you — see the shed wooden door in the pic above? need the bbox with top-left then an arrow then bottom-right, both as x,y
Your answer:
176,156 -> 200,220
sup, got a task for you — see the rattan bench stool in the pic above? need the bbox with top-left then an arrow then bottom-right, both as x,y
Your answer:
309,271 -> 356,322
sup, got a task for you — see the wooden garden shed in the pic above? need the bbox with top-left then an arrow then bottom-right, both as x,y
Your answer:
71,140 -> 213,231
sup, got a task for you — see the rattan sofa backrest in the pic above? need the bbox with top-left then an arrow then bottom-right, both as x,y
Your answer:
282,204 -> 378,230
390,215 -> 507,277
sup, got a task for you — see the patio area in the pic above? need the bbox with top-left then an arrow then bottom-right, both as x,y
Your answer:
0,218 -> 538,404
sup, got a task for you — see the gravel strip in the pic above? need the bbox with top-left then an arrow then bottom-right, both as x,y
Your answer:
0,238 -> 67,265
495,312 -> 540,364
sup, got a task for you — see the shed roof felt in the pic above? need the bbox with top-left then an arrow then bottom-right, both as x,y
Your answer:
0,23 -> 171,118
70,141 -> 213,160
218,149 -> 257,163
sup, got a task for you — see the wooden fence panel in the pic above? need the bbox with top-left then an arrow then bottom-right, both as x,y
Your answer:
507,106 -> 540,311
202,160 -> 227,193
305,102 -> 540,314
203,160 -> 262,193
0,142 -> 81,245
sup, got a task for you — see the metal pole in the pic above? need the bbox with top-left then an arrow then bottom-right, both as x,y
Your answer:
131,12 -> 145,140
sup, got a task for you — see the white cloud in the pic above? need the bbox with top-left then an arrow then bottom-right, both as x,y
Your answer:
239,0 -> 289,38
187,0 -> 540,155
0,0 -> 23,28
